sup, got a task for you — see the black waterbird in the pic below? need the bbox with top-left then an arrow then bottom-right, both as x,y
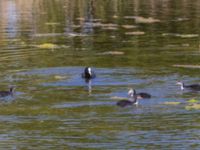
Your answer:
82,67 -> 96,80
176,81 -> 200,91
0,87 -> 15,97
117,89 -> 151,107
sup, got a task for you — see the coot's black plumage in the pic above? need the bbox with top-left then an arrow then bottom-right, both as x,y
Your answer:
176,81 -> 200,91
0,87 -> 15,97
116,100 -> 135,107
82,67 -> 96,80
137,92 -> 151,99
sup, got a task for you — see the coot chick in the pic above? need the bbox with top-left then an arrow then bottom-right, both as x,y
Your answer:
0,87 -> 15,97
176,81 -> 200,91
82,67 -> 96,80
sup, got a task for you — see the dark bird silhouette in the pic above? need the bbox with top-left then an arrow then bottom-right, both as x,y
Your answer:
0,87 -> 15,97
116,99 -> 135,107
136,92 -> 151,99
176,81 -> 200,91
82,67 -> 96,80
117,89 -> 151,107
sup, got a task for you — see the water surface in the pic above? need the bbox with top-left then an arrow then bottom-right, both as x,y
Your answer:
0,0 -> 200,149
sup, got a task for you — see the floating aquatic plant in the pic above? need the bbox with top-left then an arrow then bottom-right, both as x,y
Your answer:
177,34 -> 199,38
121,25 -> 137,29
110,96 -> 127,100
45,22 -> 60,26
175,18 -> 189,22
124,16 -> 160,23
135,17 -> 160,24
102,26 -> 118,30
36,43 -> 58,49
113,15 -> 118,19
125,31 -> 145,35
173,65 -> 200,69
188,99 -> 198,103
54,75 -> 68,80
163,102 -> 181,105
97,51 -> 124,55
185,103 -> 200,110
33,33 -> 62,37
162,33 -> 198,38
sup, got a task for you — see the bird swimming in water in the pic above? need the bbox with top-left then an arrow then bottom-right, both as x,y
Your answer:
176,81 -> 200,91
82,67 -> 96,80
117,89 -> 138,107
117,89 -> 151,107
136,91 -> 151,99
127,88 -> 151,99
0,87 -> 15,97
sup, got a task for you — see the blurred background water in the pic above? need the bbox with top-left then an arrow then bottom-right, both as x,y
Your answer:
0,0 -> 199,149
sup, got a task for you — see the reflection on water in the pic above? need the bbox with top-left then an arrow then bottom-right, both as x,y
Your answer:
0,0 -> 200,149
6,1 -> 17,38
85,79 -> 92,95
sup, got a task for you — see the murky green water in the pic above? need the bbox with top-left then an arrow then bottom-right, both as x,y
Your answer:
0,0 -> 200,149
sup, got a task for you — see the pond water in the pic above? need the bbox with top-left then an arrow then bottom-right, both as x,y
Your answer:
0,0 -> 200,149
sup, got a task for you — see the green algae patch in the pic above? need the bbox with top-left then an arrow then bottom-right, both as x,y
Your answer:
185,103 -> 200,110
36,43 -> 58,49
45,22 -> 60,26
188,99 -> 198,103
